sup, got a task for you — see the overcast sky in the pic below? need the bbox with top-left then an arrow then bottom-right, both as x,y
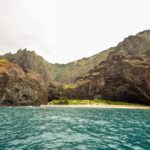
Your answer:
0,0 -> 150,63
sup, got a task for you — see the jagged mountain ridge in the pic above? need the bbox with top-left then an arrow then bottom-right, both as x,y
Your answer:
1,48 -> 114,83
1,49 -> 52,80
1,29 -> 150,105
1,30 -> 150,85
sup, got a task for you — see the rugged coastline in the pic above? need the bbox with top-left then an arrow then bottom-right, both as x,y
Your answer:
1,30 -> 150,106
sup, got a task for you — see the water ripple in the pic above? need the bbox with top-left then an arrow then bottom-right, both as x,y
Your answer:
0,107 -> 150,149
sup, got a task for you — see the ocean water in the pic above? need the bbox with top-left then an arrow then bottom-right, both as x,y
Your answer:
0,107 -> 150,150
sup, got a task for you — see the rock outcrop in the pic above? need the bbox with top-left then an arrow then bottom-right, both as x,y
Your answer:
0,61 -> 48,106
48,80 -> 64,101
72,30 -> 150,104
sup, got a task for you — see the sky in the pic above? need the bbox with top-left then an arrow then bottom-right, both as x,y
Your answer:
0,0 -> 150,64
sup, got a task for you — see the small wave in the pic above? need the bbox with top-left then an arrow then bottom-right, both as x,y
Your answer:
0,108 -> 150,149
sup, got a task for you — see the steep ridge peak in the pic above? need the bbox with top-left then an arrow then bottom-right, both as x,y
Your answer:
2,49 -> 52,80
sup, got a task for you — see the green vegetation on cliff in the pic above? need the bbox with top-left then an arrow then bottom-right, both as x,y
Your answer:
63,83 -> 78,89
0,58 -> 8,63
48,99 -> 144,106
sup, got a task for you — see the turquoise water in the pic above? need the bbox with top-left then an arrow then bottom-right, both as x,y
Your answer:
0,107 -> 150,150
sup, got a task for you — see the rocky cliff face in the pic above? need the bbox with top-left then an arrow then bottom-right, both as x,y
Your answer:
72,30 -> 150,104
0,60 -> 48,106
1,48 -> 113,83
2,49 -> 52,80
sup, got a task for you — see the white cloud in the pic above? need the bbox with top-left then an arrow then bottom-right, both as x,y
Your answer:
0,0 -> 150,63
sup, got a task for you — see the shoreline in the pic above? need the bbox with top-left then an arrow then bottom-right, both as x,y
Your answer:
41,104 -> 150,109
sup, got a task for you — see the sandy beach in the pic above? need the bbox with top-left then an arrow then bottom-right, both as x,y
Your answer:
40,105 -> 150,109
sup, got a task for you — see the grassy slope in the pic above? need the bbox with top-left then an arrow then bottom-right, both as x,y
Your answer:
0,58 -> 8,63
63,83 -> 78,89
48,99 -> 145,106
